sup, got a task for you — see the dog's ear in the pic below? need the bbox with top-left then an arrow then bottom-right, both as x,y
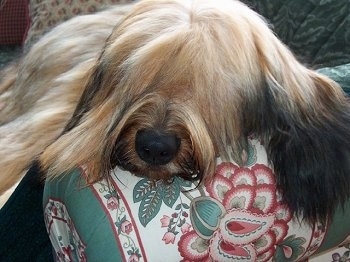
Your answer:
268,73 -> 350,225
40,59 -> 124,181
253,32 -> 350,224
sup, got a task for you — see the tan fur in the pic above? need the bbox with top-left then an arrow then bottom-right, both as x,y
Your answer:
0,6 -> 131,194
39,0 -> 347,182
0,0 -> 348,218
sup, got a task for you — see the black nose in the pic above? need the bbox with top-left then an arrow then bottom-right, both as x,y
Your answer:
135,129 -> 181,166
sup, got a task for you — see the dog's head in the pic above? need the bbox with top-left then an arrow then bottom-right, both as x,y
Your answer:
40,0 -> 350,224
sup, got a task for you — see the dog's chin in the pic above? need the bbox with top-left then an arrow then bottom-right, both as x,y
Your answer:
112,139 -> 200,181
115,160 -> 199,182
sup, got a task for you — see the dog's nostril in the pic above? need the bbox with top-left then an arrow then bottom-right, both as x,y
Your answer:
135,129 -> 180,166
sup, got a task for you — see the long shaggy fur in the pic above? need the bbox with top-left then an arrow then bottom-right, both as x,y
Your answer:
0,6 -> 131,194
1,0 -> 349,224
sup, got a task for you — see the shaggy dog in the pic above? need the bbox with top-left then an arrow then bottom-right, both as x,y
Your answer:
0,0 -> 349,225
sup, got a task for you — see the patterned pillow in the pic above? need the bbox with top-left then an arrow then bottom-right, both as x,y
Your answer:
0,0 -> 30,45
43,140 -> 350,261
24,0 -> 135,48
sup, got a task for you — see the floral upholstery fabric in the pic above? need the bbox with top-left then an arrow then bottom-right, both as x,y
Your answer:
43,140 -> 350,261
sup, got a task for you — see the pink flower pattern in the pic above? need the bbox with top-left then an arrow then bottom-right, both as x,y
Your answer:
178,162 -> 293,262
160,215 -> 171,227
181,222 -> 192,234
162,231 -> 177,244
121,220 -> 133,235
160,203 -> 192,246
107,196 -> 119,210
128,254 -> 140,262
49,140 -> 333,261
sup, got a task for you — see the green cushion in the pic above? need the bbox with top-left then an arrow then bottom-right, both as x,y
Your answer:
244,0 -> 350,68
318,63 -> 350,95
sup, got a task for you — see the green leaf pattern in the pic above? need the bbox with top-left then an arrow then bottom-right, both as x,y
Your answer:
138,186 -> 163,227
133,177 -> 192,227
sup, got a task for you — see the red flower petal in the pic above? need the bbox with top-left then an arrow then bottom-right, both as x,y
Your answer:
253,184 -> 277,214
231,168 -> 257,187
215,162 -> 239,179
271,220 -> 289,243
254,230 -> 276,255
275,203 -> 293,222
209,231 -> 257,262
178,231 -> 209,261
220,241 -> 250,256
219,210 -> 275,245
223,185 -> 256,210
256,247 -> 276,262
227,220 -> 261,234
206,175 -> 233,202
251,164 -> 275,185
282,245 -> 293,258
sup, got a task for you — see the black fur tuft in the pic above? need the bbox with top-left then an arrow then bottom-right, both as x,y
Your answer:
268,104 -> 350,224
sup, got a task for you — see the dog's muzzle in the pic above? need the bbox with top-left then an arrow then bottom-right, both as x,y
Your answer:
135,129 -> 181,166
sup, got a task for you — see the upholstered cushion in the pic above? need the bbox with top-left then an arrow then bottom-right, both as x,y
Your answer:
43,140 -> 350,261
0,0 -> 30,45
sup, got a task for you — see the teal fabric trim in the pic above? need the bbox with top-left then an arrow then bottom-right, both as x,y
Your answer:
43,169 -> 124,261
316,199 -> 350,253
